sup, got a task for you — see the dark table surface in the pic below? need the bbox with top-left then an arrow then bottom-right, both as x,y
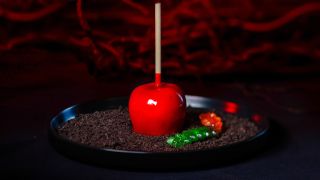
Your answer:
1,50 -> 320,179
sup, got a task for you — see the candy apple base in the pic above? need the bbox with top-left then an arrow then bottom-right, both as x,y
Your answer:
129,82 -> 186,136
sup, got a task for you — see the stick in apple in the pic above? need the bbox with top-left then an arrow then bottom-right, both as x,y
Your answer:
155,2 -> 161,87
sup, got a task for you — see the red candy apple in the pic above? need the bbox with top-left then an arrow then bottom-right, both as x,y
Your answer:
129,82 -> 186,136
129,2 -> 186,136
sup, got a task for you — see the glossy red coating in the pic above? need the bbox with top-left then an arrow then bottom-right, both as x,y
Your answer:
155,73 -> 161,87
129,82 -> 186,136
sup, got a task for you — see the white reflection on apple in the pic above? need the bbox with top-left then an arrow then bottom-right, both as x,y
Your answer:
147,99 -> 158,106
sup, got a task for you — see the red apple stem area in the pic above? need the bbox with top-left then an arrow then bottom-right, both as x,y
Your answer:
155,73 -> 161,87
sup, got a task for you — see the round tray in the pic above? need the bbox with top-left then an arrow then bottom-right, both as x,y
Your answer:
49,95 -> 270,169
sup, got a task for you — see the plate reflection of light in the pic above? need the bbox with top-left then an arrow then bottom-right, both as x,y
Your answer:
224,101 -> 239,114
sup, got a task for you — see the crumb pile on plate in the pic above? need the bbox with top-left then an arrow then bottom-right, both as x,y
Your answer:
57,107 -> 259,152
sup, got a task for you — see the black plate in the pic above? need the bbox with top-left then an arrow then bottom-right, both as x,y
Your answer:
49,95 -> 270,169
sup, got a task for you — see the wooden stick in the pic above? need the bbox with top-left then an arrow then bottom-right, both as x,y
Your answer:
155,2 -> 161,86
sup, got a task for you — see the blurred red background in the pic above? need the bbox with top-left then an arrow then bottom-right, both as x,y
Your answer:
1,0 -> 320,81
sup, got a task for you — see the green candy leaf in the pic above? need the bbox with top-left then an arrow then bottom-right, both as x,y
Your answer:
167,127 -> 217,148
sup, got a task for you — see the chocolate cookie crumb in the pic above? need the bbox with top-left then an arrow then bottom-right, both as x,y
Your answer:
57,107 -> 259,152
